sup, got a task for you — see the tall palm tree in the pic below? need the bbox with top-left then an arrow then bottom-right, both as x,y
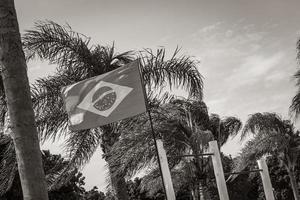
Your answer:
22,21 -> 204,199
108,98 -> 241,200
0,1 -> 49,200
233,112 -> 300,200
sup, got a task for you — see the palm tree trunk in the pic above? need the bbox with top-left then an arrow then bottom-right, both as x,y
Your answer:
191,188 -> 196,200
198,180 -> 211,200
192,184 -> 200,200
112,173 -> 129,200
199,181 -> 205,200
194,153 -> 211,200
102,130 -> 129,200
106,159 -> 129,200
0,1 -> 48,200
287,168 -> 300,200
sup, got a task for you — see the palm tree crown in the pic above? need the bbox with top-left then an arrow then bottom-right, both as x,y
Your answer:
233,112 -> 300,200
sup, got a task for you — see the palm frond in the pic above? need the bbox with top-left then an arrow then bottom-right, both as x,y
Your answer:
31,74 -> 74,142
241,112 -> 285,140
233,138 -> 270,172
229,138 -> 269,182
42,150 -> 70,189
221,117 -> 242,136
23,20 -> 93,73
89,44 -> 134,75
49,128 -> 102,189
0,135 -> 17,195
297,38 -> 300,62
23,20 -> 135,78
208,114 -> 221,138
218,116 -> 242,146
0,97 -> 7,130
147,91 -> 177,109
140,169 -> 163,196
164,98 -> 209,129
139,47 -> 203,99
107,115 -> 160,178
231,128 -> 291,181
64,128 -> 102,169
290,90 -> 300,118
290,39 -> 300,118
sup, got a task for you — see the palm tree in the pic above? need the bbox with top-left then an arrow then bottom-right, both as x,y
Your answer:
107,98 -> 241,200
0,1 -> 49,200
233,112 -> 300,200
22,21 -> 204,199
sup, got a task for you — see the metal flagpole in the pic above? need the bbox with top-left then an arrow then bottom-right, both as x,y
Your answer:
137,59 -> 169,199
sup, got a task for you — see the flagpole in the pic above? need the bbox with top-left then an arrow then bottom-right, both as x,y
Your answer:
137,59 -> 168,199
147,109 -> 168,195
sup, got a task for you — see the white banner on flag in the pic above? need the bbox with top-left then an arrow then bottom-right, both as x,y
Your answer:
156,139 -> 176,200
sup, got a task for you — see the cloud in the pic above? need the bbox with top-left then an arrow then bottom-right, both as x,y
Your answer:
205,97 -> 231,116
264,70 -> 286,82
190,22 -> 267,62
188,20 -> 296,130
188,21 -> 289,99
225,29 -> 234,37
158,35 -> 172,43
198,22 -> 222,34
226,52 -> 285,87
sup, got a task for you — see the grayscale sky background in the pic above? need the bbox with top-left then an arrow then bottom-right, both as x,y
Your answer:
15,0 -> 300,191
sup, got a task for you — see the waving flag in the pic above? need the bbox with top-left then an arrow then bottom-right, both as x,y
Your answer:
61,60 -> 147,131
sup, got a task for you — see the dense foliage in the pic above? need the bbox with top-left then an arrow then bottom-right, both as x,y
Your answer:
232,113 -> 300,199
0,150 -> 106,200
107,98 -> 241,199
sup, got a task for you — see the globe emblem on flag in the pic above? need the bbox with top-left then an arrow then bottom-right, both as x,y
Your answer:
77,81 -> 133,117
92,86 -> 117,111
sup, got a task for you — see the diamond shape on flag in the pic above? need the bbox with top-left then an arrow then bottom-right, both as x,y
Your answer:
77,81 -> 133,117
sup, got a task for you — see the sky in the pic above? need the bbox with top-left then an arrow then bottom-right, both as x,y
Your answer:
15,0 -> 300,191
